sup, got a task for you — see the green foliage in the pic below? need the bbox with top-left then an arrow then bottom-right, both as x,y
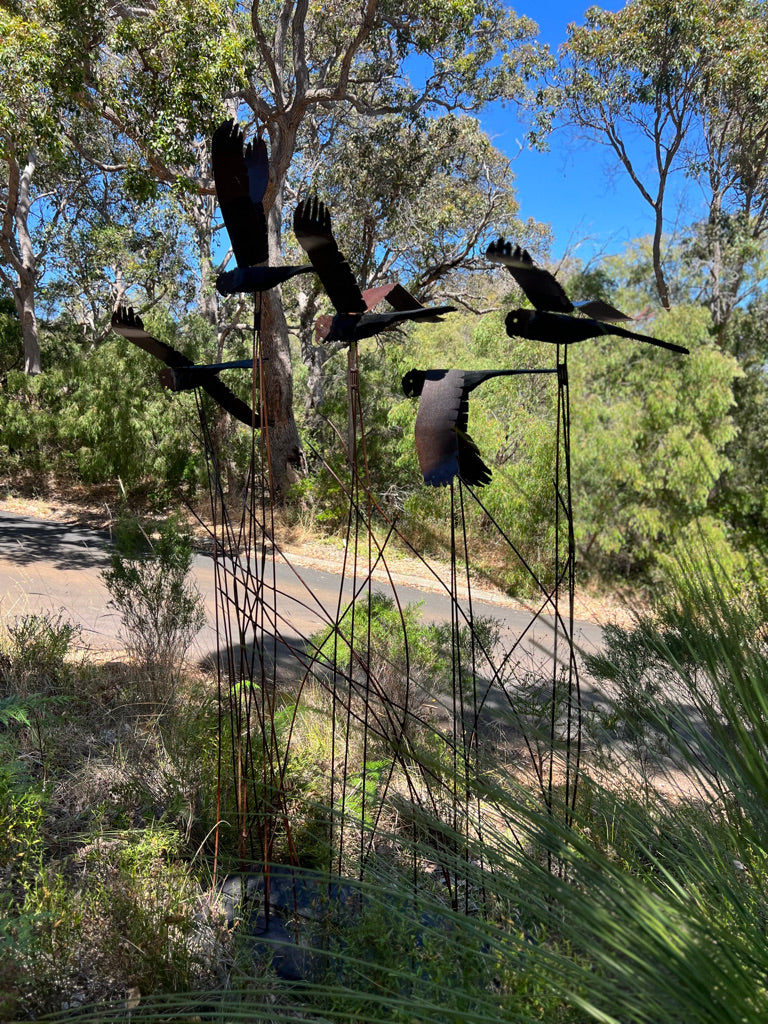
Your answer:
546,0 -> 768,323
313,592 -> 472,707
312,591 -> 458,756
302,112 -> 547,313
2,827 -> 215,1017
296,343 -> 411,528
711,300 -> 768,544
0,7 -> 63,153
100,515 -> 205,697
386,296 -> 742,589
0,312 -> 214,493
0,610 -> 81,697
0,296 -> 22,372
569,304 -> 740,577
316,882 -> 574,1024
523,553 -> 768,1024
57,314 -> 205,490
0,762 -> 45,889
0,763 -> 45,1019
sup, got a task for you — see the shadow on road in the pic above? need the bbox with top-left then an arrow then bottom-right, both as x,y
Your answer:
0,513 -> 111,571
197,633 -> 312,688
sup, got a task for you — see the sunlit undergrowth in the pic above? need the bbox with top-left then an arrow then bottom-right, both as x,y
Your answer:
1,545 -> 767,1022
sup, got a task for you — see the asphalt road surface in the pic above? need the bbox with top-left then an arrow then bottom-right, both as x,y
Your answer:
0,511 -> 604,682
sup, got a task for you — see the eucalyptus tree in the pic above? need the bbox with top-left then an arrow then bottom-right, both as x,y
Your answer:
97,0 -> 547,496
4,0 -> 548,495
221,0 -> 550,495
0,5 -> 73,374
286,110 -> 551,418
0,2 -> 203,372
544,0 -> 768,333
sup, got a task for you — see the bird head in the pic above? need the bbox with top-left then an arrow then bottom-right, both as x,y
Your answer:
325,312 -> 363,343
401,368 -> 426,398
505,308 -> 535,338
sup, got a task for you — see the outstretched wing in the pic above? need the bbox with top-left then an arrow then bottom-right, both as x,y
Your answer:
410,369 -> 491,486
486,238 -> 573,314
212,119 -> 269,267
111,306 -> 192,368
111,306 -> 259,426
414,370 -> 462,486
488,238 -> 633,321
293,196 -> 366,314
243,136 -> 268,204
198,375 -> 259,428
573,299 -> 631,322
455,428 -> 493,487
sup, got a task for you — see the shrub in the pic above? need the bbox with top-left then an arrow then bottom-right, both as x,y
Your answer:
100,516 -> 205,701
0,611 -> 82,697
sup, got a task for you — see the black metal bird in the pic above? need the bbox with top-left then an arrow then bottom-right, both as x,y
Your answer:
486,238 -> 629,322
293,195 -> 456,343
312,282 -> 449,344
212,119 -> 313,296
111,305 -> 259,427
505,308 -> 689,354
403,367 -> 541,487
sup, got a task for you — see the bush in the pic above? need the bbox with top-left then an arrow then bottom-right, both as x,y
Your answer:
100,516 -> 205,701
0,611 -> 82,697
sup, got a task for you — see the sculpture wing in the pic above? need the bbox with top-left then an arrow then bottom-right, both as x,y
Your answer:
573,299 -> 632,322
293,196 -> 366,314
212,119 -> 269,267
456,429 -> 493,487
111,306 -> 192,368
244,136 -> 268,203
414,370 -> 463,486
411,369 -> 491,486
486,238 -> 573,313
198,375 -> 259,428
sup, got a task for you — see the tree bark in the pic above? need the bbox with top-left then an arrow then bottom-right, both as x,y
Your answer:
253,123 -> 304,500
259,285 -> 302,499
18,270 -> 41,375
15,155 -> 41,374
1,153 -> 42,374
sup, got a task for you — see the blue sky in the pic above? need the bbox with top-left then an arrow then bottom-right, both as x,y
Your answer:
483,1 -> 681,262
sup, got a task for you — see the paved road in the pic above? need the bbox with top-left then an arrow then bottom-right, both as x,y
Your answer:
0,511 -> 604,679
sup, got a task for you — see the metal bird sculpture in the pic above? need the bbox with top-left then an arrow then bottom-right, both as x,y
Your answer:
486,238 -> 688,354
312,282 -> 448,344
212,119 -> 313,296
111,305 -> 259,427
293,195 -> 456,343
505,308 -> 689,354
403,367 -> 546,487
486,238 -> 629,321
